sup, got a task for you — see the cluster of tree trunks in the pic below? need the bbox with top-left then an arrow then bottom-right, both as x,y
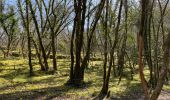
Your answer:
68,0 -> 105,85
138,0 -> 170,99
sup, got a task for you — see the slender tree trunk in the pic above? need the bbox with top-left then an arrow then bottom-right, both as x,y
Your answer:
101,0 -> 123,95
69,18 -> 76,83
138,0 -> 150,99
80,0 -> 106,81
52,34 -> 57,70
18,0 -> 33,75
150,32 -> 170,100
26,0 -> 33,76
29,0 -> 49,71
32,38 -> 45,71
117,0 -> 128,84
101,0 -> 108,95
6,38 -> 11,57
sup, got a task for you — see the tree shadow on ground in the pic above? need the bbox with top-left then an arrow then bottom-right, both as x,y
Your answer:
0,71 -> 93,100
0,83 -> 93,100
0,85 -> 72,100
0,76 -> 93,100
110,81 -> 144,100
92,79 -> 144,100
0,68 -> 26,80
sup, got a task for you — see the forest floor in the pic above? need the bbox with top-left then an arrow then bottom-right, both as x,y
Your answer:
0,56 -> 170,100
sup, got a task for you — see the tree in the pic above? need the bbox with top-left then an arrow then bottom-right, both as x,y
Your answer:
0,5 -> 18,58
29,0 -> 49,71
18,0 -> 33,76
68,0 -> 106,86
42,0 -> 72,71
100,0 -> 123,95
138,0 -> 170,99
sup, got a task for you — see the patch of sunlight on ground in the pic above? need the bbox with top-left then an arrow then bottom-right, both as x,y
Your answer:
0,56 -> 169,99
163,85 -> 170,90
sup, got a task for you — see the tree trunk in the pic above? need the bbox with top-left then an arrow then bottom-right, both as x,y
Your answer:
29,0 -> 49,71
150,27 -> 170,100
26,0 -> 33,76
101,0 -> 123,95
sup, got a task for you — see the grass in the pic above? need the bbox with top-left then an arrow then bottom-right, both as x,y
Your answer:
0,56 -> 169,99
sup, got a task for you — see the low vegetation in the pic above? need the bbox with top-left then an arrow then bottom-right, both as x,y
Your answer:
0,55 -> 170,99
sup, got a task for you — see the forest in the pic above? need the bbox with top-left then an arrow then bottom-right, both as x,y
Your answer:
0,0 -> 170,100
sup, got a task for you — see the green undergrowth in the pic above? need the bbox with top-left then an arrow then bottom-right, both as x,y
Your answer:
0,56 -> 169,99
